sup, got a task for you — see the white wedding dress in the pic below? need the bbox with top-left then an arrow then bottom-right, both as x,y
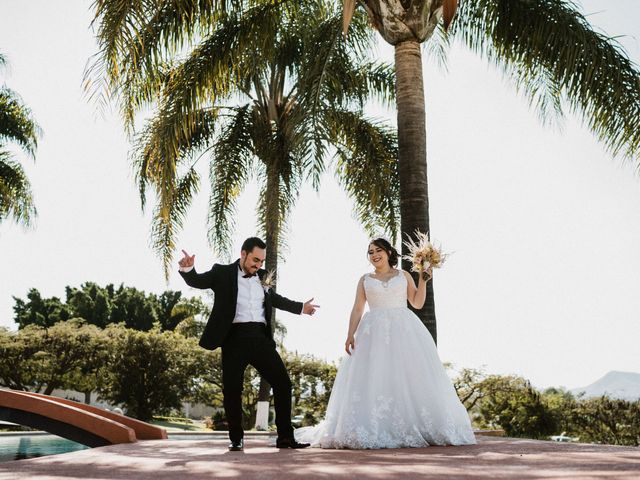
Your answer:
295,271 -> 476,449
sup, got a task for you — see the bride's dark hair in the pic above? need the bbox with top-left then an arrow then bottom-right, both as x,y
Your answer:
369,238 -> 399,267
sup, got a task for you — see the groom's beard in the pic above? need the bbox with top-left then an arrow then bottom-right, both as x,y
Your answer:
239,260 -> 257,277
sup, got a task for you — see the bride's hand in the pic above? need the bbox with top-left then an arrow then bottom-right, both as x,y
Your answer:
421,266 -> 433,282
345,336 -> 355,355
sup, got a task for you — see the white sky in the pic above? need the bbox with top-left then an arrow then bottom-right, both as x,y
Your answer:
1,0 -> 639,390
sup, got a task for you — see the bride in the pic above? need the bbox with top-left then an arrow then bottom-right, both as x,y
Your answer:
295,237 -> 476,449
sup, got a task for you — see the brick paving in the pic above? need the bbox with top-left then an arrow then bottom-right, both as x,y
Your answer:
2,435 -> 639,479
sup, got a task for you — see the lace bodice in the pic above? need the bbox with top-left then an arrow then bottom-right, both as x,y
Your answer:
363,271 -> 407,310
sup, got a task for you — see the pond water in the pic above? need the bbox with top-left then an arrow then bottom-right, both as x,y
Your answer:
0,432 -> 227,462
0,434 -> 88,462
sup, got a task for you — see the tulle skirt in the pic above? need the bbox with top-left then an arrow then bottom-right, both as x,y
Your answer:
295,307 -> 476,449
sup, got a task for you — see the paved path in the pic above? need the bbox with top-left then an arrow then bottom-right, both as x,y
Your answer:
2,435 -> 639,479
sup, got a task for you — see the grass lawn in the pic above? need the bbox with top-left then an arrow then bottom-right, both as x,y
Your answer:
150,417 -> 209,432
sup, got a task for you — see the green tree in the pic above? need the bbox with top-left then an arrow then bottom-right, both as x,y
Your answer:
64,283 -> 113,328
343,0 -> 640,342
475,374 -> 556,438
0,52 -> 41,227
13,283 -> 200,332
570,396 -> 640,446
283,351 -> 337,424
0,326 -> 45,391
0,321 -> 107,397
98,325 -> 207,421
34,320 -> 107,396
13,289 -> 71,328
453,366 -> 491,412
541,387 -> 577,438
174,300 -> 210,340
108,285 -> 158,331
158,291 -> 207,332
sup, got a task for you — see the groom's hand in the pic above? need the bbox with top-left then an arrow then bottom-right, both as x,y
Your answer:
302,298 -> 319,316
178,249 -> 195,269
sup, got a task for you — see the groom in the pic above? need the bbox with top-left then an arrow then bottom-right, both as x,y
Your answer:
178,237 -> 318,451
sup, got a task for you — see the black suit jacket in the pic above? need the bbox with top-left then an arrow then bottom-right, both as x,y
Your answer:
179,259 -> 303,350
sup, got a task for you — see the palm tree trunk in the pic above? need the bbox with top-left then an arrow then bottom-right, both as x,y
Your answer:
395,40 -> 437,344
255,165 -> 280,428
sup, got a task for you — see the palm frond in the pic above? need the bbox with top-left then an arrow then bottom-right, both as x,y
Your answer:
87,0 -> 213,124
326,57 -> 396,110
455,0 -> 640,162
150,165 -> 200,279
86,0 -> 149,124
135,2 -> 296,162
295,7 -> 391,189
87,0 -> 300,129
298,11 -> 395,109
251,82 -> 305,252
207,104 -> 254,258
422,23 -> 451,72
328,110 -> 400,241
306,117 -> 330,191
510,61 -> 565,126
256,171 -> 292,255
0,150 -> 36,226
132,105 -> 219,211
131,102 -> 218,214
297,9 -> 377,112
255,151 -> 303,254
0,88 -> 41,158
124,0 -> 237,68
132,104 -> 220,277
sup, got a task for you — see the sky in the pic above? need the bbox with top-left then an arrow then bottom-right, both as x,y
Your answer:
1,0 -> 639,390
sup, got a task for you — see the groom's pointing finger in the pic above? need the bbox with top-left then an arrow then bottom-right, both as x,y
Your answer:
305,298 -> 320,307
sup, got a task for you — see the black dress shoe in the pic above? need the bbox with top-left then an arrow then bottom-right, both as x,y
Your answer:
276,437 -> 310,449
228,439 -> 243,451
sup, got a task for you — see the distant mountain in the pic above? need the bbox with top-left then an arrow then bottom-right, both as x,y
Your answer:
571,371 -> 640,401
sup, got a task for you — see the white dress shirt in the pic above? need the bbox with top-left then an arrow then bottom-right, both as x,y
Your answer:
233,267 -> 266,324
179,264 -> 266,324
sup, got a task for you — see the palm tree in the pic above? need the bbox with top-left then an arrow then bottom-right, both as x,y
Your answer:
87,0 -> 398,271
0,52 -> 40,228
87,0 -> 399,424
343,0 -> 640,343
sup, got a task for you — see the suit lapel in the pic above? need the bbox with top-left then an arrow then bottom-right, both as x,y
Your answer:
230,260 -> 240,308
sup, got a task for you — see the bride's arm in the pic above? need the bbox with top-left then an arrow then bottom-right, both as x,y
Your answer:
345,276 -> 366,355
403,269 -> 431,309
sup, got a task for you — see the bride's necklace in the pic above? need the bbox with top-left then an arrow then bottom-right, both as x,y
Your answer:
373,269 -> 394,288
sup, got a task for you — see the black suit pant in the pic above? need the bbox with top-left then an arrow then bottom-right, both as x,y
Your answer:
221,323 -> 293,442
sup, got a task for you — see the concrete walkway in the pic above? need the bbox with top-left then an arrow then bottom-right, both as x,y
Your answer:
2,435 -> 639,479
